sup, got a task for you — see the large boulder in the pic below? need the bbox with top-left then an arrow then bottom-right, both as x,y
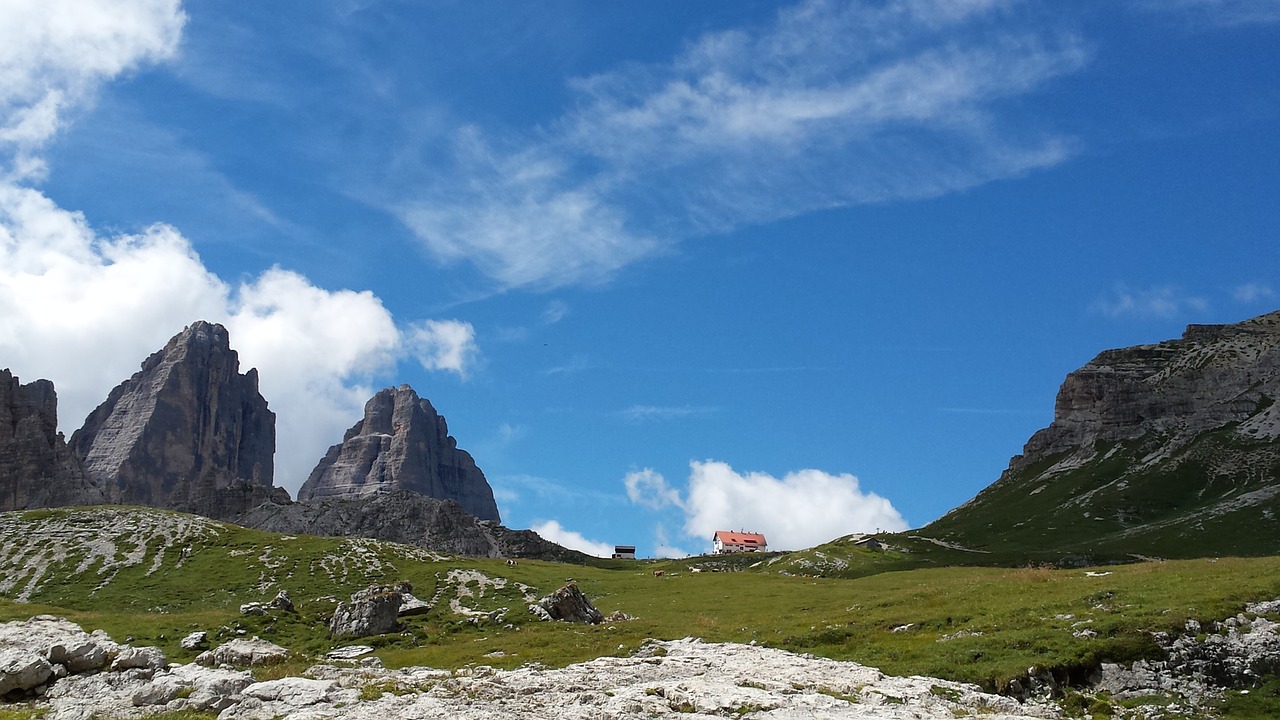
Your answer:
0,616 -> 117,675
69,321 -> 278,521
537,583 -> 603,624
0,369 -> 104,512
297,384 -> 500,522
0,648 -> 53,697
195,637 -> 290,667
330,585 -> 404,638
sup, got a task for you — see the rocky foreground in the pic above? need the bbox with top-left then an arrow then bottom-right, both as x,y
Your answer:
0,616 -> 1057,720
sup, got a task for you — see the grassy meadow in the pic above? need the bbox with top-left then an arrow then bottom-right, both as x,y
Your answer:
2,506 -> 1279,708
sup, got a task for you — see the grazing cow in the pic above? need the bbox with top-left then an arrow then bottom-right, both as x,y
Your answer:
652,570 -> 665,577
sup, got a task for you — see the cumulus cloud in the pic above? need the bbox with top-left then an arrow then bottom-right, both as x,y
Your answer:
624,468 -> 685,510
531,520 -> 614,558
624,460 -> 908,552
392,0 -> 1085,289
407,319 -> 479,378
1091,283 -> 1208,319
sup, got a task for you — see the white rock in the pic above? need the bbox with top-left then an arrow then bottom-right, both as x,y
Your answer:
112,646 -> 167,671
327,646 -> 375,660
196,637 -> 290,667
181,631 -> 209,650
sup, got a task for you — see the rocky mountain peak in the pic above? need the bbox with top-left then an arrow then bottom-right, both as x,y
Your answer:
69,321 -> 277,519
297,384 -> 500,522
1,369 -> 103,511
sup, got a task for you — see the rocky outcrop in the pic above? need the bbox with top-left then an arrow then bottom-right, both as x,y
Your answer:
298,384 -> 499,522
329,585 -> 405,638
1015,310 -> 1280,471
195,638 -> 291,668
235,489 -> 586,561
3,618 -> 1059,719
535,583 -> 602,624
0,369 -> 103,512
69,321 -> 279,520
924,310 -> 1280,561
1090,597 -> 1280,707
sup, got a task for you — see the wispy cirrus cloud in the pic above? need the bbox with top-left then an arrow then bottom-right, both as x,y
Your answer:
1091,283 -> 1209,319
1234,282 -> 1275,304
620,404 -> 718,423
392,0 -> 1088,290
1136,0 -> 1280,27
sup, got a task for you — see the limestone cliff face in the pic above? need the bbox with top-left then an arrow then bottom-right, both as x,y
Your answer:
69,321 -> 277,519
924,310 -> 1280,561
0,370 -> 104,511
297,385 -> 500,522
1015,311 -> 1280,471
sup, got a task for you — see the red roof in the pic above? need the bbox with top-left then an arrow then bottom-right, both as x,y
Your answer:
714,531 -> 767,546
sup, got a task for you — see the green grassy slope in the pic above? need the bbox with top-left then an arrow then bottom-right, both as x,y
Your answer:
2,506 -> 1279,698
913,429 -> 1280,565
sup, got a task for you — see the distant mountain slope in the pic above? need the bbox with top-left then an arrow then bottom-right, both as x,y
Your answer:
920,310 -> 1280,563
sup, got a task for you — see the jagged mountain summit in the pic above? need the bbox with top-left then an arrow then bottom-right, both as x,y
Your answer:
69,321 -> 279,520
922,310 -> 1280,562
298,384 -> 500,522
0,369 -> 104,511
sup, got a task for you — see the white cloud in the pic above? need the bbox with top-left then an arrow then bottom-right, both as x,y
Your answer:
624,468 -> 685,510
623,460 -> 907,552
396,128 -> 660,290
541,300 -> 569,325
531,520 -> 614,558
226,268 -> 402,487
621,405 -> 717,423
391,0 -> 1085,289
407,319 -> 478,378
1234,282 -> 1275,304
0,0 -> 186,178
1091,283 -> 1209,319
682,461 -> 908,551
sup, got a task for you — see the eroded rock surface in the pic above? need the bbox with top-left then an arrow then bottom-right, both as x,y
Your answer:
3,617 -> 1061,720
69,321 -> 278,520
297,384 -> 499,522
330,585 -> 404,638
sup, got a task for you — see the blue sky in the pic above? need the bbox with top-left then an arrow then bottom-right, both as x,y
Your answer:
2,0 -> 1277,557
